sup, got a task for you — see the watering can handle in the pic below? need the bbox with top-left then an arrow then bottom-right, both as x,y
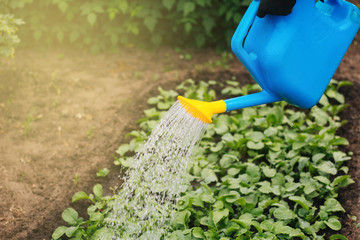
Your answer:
231,0 -> 263,87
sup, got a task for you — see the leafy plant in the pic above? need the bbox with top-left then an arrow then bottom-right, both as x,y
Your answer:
116,79 -> 353,239
52,79 -> 353,239
1,0 -> 251,52
52,184 -> 114,240
96,168 -> 109,177
0,14 -> 24,58
167,79 -> 353,239
23,109 -> 34,135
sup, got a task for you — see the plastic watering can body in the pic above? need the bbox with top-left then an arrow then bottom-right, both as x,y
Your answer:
230,0 -> 360,110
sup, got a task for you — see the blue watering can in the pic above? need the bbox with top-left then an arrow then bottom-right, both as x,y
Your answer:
178,0 -> 360,123
230,0 -> 360,110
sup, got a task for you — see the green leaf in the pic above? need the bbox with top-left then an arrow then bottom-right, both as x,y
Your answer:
212,208 -> 229,225
264,127 -> 278,137
333,151 -> 351,162
58,1 -> 68,13
258,181 -> 273,194
116,144 -> 130,156
214,115 -> 229,135
337,80 -> 353,89
201,168 -> 218,184
289,196 -> 312,211
220,154 -> 238,168
312,153 -> 326,163
326,88 -> 345,103
325,217 -> 342,230
144,17 -> 157,32
72,191 -> 90,203
87,13 -> 97,26
163,0 -> 175,10
196,0 -> 206,7
246,164 -> 260,182
314,176 -> 330,185
65,226 -> 78,237
273,207 -> 295,220
93,184 -> 103,198
331,137 -> 349,146
87,205 -> 97,216
52,226 -> 67,240
90,212 -> 104,222
262,166 -> 276,178
329,234 -> 348,240
332,175 -> 354,188
152,35 -> 162,46
192,227 -> 204,238
317,161 -> 337,175
92,227 -> 114,240
273,222 -> 305,237
324,198 -> 345,212
174,210 -> 191,227
203,16 -> 215,33
201,191 -> 216,203
311,106 -> 328,125
69,31 -> 80,42
210,142 -> 224,152
246,131 -> 265,142
195,34 -> 206,48
62,208 -> 79,225
183,2 -> 196,16
96,168 -> 109,177
118,0 -> 128,13
247,141 -> 264,150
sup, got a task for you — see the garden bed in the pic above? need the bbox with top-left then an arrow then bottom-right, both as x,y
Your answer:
0,34 -> 359,239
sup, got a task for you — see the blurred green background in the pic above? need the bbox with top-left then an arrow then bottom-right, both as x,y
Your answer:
0,0 -> 252,56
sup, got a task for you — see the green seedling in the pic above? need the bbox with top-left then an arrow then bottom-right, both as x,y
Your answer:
153,74 -> 159,81
49,71 -> 61,95
135,71 -> 142,79
73,173 -> 79,186
23,110 -> 34,135
96,168 -> 109,177
184,53 -> 192,61
86,126 -> 95,139
52,184 -> 115,240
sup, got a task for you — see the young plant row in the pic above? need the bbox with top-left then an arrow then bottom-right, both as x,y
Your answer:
52,78 -> 353,239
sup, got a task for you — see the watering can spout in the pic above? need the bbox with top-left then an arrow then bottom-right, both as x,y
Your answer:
178,91 -> 280,123
224,91 -> 281,111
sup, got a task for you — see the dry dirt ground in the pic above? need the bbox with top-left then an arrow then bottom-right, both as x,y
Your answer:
0,32 -> 359,240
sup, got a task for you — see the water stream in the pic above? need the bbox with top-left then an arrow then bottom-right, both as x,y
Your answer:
105,101 -> 208,239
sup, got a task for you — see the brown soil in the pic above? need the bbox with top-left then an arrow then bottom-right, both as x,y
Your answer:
0,47 -> 225,239
0,22 -> 359,240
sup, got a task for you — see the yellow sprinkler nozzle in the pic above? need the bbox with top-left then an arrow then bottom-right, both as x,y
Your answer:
177,96 -> 227,123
